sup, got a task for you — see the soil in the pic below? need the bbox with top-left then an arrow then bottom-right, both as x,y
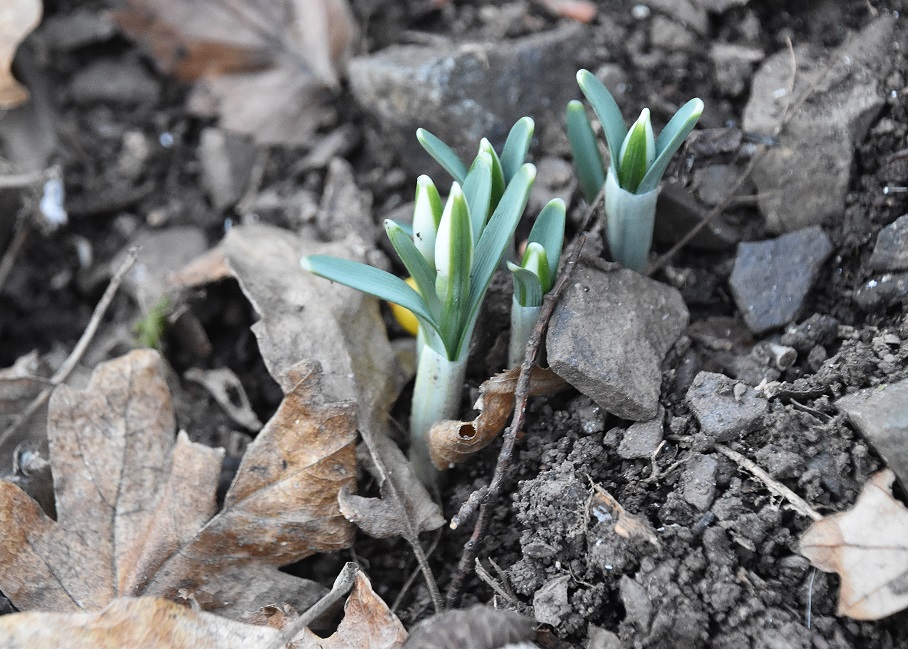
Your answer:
2,0 -> 908,647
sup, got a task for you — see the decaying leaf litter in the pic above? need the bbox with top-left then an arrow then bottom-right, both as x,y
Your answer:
1,0 -> 908,647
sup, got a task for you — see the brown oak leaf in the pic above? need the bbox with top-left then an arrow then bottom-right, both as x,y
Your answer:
800,469 -> 908,620
0,0 -> 41,107
0,349 -> 356,619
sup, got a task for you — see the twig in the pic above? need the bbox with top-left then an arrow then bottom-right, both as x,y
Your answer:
0,249 -> 138,449
450,485 -> 487,530
715,443 -> 822,521
391,529 -> 441,613
577,180 -> 607,235
0,218 -> 28,293
0,169 -> 47,189
474,558 -> 525,611
276,562 -> 360,647
446,234 -> 587,607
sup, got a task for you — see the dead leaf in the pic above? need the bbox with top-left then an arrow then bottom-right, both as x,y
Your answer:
184,366 -> 263,431
0,349 -> 356,618
292,572 -> 408,649
0,351 -> 50,414
428,366 -> 567,469
539,0 -> 597,23
800,469 -> 908,620
338,424 -> 445,540
222,224 -> 404,432
0,596 -> 283,649
403,604 -> 535,649
591,484 -> 661,550
112,0 -> 358,145
0,0 -> 41,107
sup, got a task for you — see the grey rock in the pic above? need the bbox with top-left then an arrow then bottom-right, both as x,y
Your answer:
547,258 -> 689,420
69,58 -> 161,105
640,0 -> 708,35
683,453 -> 718,510
619,576 -> 653,632
618,409 -> 665,459
587,626 -> 626,649
853,272 -> 908,310
686,372 -> 768,442
754,444 -> 804,479
317,158 -> 375,244
729,226 -> 833,334
780,313 -> 839,352
869,213 -> 908,272
709,43 -> 763,97
348,25 -> 587,174
533,575 -> 572,627
650,16 -> 697,53
836,378 -> 908,487
199,128 -> 257,211
693,164 -> 754,206
743,17 -> 895,232
655,183 -> 743,251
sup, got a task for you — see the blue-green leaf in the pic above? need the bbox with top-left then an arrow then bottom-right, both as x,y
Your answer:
527,198 -> 565,289
507,262 -> 543,308
434,184 -> 473,357
412,175 -> 443,267
618,108 -> 655,193
416,128 -> 468,184
479,139 -> 506,213
577,69 -> 627,175
461,152 -> 493,242
384,220 -> 441,320
301,255 -> 436,326
500,117 -> 534,184
637,98 -> 703,194
566,100 -> 606,204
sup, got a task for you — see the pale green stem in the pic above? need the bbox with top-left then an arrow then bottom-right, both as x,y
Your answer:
509,299 -> 541,368
409,344 -> 467,486
604,168 -> 659,273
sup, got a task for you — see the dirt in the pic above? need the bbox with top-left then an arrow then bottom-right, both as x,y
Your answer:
2,0 -> 908,647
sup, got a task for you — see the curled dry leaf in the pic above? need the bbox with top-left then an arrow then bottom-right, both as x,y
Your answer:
592,484 -> 661,550
112,0 -> 357,145
0,349 -> 356,618
0,0 -> 41,107
0,596 -> 282,649
800,469 -> 908,620
292,572 -> 408,649
428,366 -> 567,469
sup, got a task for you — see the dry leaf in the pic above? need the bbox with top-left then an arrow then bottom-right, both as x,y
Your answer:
800,469 -> 908,620
113,0 -> 357,145
222,224 -> 403,432
292,572 -> 408,649
0,0 -> 41,107
0,596 -> 283,649
539,0 -> 597,23
428,366 -> 567,469
0,349 -> 356,618
0,351 -> 50,415
404,604 -> 535,649
338,424 -> 445,540
591,484 -> 661,550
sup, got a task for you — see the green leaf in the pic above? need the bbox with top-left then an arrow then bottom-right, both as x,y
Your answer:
566,100 -> 606,204
527,199 -> 565,290
507,262 -> 543,308
500,117 -> 534,184
384,219 -> 441,320
416,128 -> 468,184
637,97 -> 703,194
461,152 -> 493,242
412,175 -> 443,267
460,163 -> 535,357
520,242 -> 551,295
577,69 -> 627,175
479,139 -> 506,213
301,255 -> 436,326
434,184 -> 473,357
618,108 -> 655,193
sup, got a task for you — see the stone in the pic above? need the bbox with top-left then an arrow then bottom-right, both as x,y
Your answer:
709,43 -> 763,97
650,16 -> 697,53
199,128 -> 257,211
619,576 -> 652,632
69,58 -> 161,105
780,313 -> 839,352
729,226 -> 833,334
682,453 -> 718,510
754,445 -> 804,480
869,214 -> 908,272
587,626 -> 626,649
618,409 -> 665,459
742,17 -> 895,232
348,24 -> 587,175
533,575 -> 572,627
316,158 -> 375,244
852,272 -> 908,310
546,258 -> 689,421
836,378 -> 908,487
686,372 -> 768,442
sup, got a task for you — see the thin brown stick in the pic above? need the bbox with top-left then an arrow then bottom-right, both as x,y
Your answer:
474,558 -> 524,611
446,234 -> 587,607
0,249 -> 138,448
715,443 -> 822,521
0,219 -> 28,293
